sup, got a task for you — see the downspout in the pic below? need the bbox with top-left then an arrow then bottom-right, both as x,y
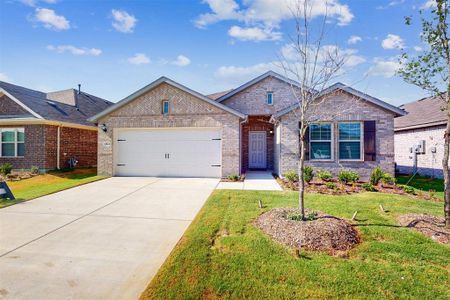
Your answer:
56,126 -> 61,170
239,116 -> 248,175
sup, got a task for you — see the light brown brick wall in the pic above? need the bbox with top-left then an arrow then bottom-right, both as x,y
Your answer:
277,90 -> 396,180
395,125 -> 447,178
97,83 -> 241,177
222,76 -> 299,115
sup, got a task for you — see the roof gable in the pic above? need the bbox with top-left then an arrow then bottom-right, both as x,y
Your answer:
395,95 -> 447,130
89,77 -> 246,122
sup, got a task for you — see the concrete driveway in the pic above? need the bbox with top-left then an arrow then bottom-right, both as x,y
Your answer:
0,177 -> 218,300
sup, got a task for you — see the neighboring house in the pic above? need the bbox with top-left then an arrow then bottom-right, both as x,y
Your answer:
89,71 -> 405,179
0,81 -> 112,172
394,95 -> 448,178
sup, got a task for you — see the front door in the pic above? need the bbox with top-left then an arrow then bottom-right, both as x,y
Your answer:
249,131 -> 267,169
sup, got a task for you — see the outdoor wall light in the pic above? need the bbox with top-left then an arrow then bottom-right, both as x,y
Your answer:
101,124 -> 107,132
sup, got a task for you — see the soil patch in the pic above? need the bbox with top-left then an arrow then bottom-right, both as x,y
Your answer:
398,214 -> 449,245
255,208 -> 359,253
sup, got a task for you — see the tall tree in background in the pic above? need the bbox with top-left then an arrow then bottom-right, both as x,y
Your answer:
398,0 -> 449,227
279,0 -> 349,218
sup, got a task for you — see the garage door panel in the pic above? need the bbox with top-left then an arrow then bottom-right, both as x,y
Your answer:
115,128 -> 222,178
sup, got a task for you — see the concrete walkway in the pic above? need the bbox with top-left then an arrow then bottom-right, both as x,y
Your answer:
0,177 -> 219,300
216,171 -> 282,191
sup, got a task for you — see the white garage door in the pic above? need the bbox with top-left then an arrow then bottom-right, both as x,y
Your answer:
114,128 -> 222,177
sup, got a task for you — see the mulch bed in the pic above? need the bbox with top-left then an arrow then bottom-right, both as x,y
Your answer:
255,208 -> 359,253
398,214 -> 450,245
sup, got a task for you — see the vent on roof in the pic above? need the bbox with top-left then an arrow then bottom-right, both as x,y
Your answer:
46,100 -> 57,106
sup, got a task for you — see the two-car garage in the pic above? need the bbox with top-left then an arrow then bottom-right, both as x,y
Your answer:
114,128 -> 222,178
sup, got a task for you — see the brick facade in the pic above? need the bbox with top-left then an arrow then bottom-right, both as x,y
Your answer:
96,82 -> 241,177
395,125 -> 447,178
0,95 -> 28,115
276,91 -> 396,180
241,116 -> 274,172
0,124 -> 98,171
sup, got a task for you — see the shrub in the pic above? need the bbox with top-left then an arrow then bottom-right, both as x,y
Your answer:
399,184 -> 415,194
31,166 -> 39,174
227,174 -> 239,181
361,183 -> 376,192
283,170 -> 298,182
288,211 -> 318,221
325,182 -> 337,189
316,170 -> 332,181
0,163 -> 12,175
338,170 -> 359,184
370,166 -> 384,185
382,173 -> 395,185
304,166 -> 314,183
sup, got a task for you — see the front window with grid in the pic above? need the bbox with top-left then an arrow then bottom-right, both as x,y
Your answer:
310,123 -> 332,160
1,128 -> 24,157
338,122 -> 362,160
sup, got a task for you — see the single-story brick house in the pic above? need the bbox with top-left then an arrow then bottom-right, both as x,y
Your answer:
89,71 -> 405,179
0,81 -> 112,172
395,95 -> 448,178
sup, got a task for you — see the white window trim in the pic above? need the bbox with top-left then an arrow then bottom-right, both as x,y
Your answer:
162,100 -> 170,115
337,122 -> 364,162
266,92 -> 274,106
0,128 -> 25,158
309,122 -> 334,161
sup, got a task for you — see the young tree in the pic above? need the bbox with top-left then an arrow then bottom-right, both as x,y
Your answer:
279,0 -> 352,219
397,0 -> 450,228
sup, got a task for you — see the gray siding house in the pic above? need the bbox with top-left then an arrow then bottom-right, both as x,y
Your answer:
89,71 -> 405,179
395,95 -> 448,178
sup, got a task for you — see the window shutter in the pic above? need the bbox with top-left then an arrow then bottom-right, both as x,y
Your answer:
300,122 -> 310,161
364,121 -> 376,161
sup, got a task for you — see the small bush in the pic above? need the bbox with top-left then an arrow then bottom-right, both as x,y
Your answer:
304,166 -> 314,183
338,170 -> 359,184
382,173 -> 395,185
283,170 -> 298,182
227,174 -> 239,181
361,183 -> 376,192
325,182 -> 337,189
0,163 -> 12,175
370,166 -> 384,185
31,166 -> 39,174
288,211 -> 318,221
316,170 -> 332,181
399,184 -> 415,194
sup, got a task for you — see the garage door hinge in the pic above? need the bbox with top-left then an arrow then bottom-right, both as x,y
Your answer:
211,138 -> 222,140
117,163 -> 126,166
117,139 -> 126,142
211,164 -> 221,167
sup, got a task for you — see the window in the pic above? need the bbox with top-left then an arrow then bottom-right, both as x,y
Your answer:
162,100 -> 169,114
1,128 -> 24,157
338,122 -> 362,160
266,92 -> 273,105
310,123 -> 332,160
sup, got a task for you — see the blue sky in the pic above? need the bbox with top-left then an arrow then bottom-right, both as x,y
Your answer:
0,0 -> 438,106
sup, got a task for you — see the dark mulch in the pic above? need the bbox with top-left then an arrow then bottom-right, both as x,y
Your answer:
255,208 -> 359,253
398,214 -> 450,245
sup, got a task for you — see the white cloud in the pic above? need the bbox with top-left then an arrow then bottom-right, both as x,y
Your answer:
381,34 -> 404,49
127,53 -> 150,65
0,73 -> 11,82
215,62 -> 274,83
20,0 -> 58,7
111,9 -> 137,33
195,0 -> 353,42
347,35 -> 362,45
171,55 -> 191,67
421,0 -> 437,9
414,46 -> 423,52
368,58 -> 400,77
228,25 -> 282,41
376,0 -> 405,10
47,45 -> 102,56
34,8 -> 70,31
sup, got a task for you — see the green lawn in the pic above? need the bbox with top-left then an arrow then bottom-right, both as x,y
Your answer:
142,190 -> 450,300
396,175 -> 444,199
0,168 -> 106,208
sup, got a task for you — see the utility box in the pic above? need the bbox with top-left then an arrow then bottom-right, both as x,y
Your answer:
416,140 -> 426,154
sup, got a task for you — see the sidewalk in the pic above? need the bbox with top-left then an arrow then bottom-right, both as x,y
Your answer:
216,171 -> 283,191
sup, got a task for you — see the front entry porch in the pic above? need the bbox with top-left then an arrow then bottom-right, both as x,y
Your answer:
241,115 -> 274,173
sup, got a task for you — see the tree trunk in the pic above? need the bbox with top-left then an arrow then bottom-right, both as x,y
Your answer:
298,133 -> 306,219
444,91 -> 450,228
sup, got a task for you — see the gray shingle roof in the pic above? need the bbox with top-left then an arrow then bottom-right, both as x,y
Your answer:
0,81 -> 113,127
395,95 -> 448,131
